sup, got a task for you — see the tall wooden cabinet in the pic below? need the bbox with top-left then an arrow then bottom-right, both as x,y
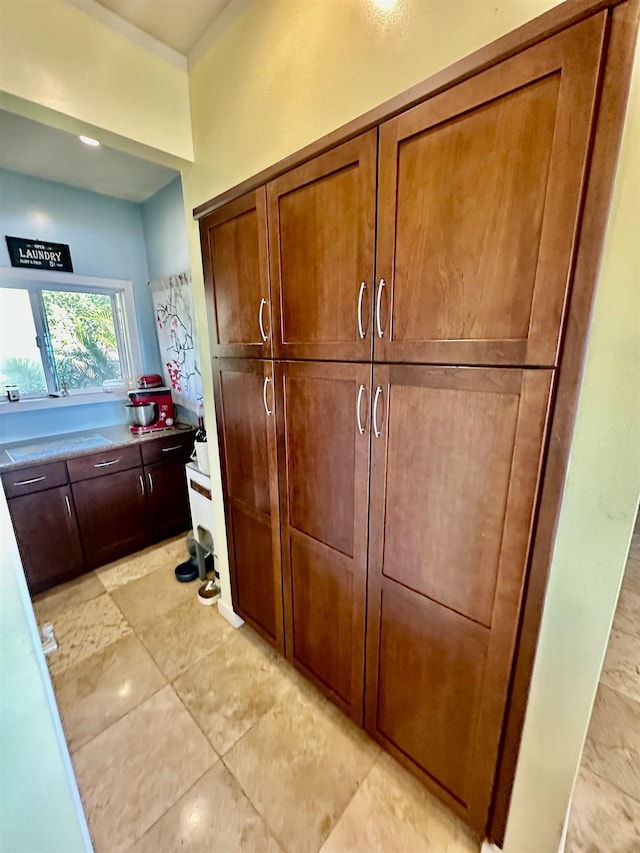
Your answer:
199,3 -> 637,837
275,360 -> 371,720
213,358 -> 284,653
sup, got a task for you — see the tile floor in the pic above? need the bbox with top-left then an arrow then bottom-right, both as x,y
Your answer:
35,536 -> 481,853
566,512 -> 640,852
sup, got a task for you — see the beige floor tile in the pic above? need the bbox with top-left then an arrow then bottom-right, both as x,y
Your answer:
581,683 -> 640,802
110,562 -> 196,630
600,628 -> 640,703
130,762 -> 283,853
137,598 -> 235,680
566,767 -> 640,853
613,587 -> 640,638
624,553 -> 640,595
97,534 -> 187,591
224,686 -> 379,853
320,751 -> 479,853
33,571 -> 105,624
72,685 -> 217,853
174,626 -> 293,755
52,633 -> 166,752
47,593 -> 132,677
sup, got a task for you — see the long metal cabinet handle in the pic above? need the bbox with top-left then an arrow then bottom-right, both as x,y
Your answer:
258,298 -> 268,342
376,279 -> 385,339
94,459 -> 120,468
161,445 -> 181,453
263,376 -> 272,417
65,495 -> 72,518
13,476 -> 46,486
148,472 -> 154,493
373,386 -> 383,438
139,474 -> 145,495
356,384 -> 366,435
357,282 -> 366,340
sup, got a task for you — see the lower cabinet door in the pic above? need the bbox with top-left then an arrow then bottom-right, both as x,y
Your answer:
8,486 -> 85,595
275,360 -> 372,722
364,364 -> 552,832
145,460 -> 191,541
213,358 -> 285,653
72,468 -> 150,568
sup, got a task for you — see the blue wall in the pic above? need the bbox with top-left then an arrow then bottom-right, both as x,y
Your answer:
141,176 -> 190,281
0,168 -> 190,442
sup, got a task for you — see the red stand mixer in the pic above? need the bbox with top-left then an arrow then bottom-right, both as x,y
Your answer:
125,375 -> 175,434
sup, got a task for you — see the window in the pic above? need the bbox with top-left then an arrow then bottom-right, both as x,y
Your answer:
0,269 -> 142,398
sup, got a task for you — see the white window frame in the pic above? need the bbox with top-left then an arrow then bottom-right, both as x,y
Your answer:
0,267 -> 143,401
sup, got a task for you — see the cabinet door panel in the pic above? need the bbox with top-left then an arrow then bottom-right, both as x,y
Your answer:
146,460 -> 191,542
276,361 -> 371,721
365,365 -> 552,831
8,486 -> 85,595
214,358 -> 284,652
375,14 -> 606,366
72,469 -> 150,568
200,189 -> 272,358
268,132 -> 377,361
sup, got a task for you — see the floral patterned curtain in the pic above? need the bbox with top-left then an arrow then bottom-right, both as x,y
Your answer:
149,271 -> 203,415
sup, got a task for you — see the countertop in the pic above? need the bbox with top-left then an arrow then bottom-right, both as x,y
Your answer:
0,423 -> 195,472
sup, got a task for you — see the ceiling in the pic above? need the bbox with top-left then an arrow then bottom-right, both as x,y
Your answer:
94,0 -> 232,57
0,0 -> 233,203
0,110 -> 179,204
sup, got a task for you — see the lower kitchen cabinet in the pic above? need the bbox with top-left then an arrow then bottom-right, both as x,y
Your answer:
213,358 -> 284,654
275,360 -> 371,722
144,460 -> 191,541
364,364 -> 552,829
72,467 -> 150,568
2,430 -> 195,592
7,485 -> 84,595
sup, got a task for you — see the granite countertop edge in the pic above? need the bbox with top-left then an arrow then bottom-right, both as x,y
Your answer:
0,423 -> 195,473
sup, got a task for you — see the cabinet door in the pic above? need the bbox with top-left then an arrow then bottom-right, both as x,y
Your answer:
375,14 -> 606,367
213,358 -> 284,653
365,365 -> 552,831
8,486 -> 85,595
200,188 -> 272,358
275,361 -> 371,721
145,460 -> 191,542
72,469 -> 150,568
268,131 -> 377,361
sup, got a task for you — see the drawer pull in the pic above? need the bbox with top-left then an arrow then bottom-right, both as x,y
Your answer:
263,376 -> 272,417
139,474 -> 145,495
148,472 -> 154,493
258,297 -> 268,342
65,495 -> 72,519
161,445 -> 182,453
373,386 -> 383,438
13,476 -> 46,486
356,384 -> 366,435
376,279 -> 386,339
94,459 -> 120,468
357,282 -> 366,340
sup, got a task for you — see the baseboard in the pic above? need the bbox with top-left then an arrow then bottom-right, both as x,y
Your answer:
217,599 -> 244,628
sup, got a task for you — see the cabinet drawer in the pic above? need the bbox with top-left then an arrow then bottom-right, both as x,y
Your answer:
140,432 -> 194,465
67,444 -> 141,482
2,461 -> 68,498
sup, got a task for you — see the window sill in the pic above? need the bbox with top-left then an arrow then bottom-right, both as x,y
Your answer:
0,392 -> 130,415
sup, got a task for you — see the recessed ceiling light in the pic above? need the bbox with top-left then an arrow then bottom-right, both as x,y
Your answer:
79,135 -> 100,147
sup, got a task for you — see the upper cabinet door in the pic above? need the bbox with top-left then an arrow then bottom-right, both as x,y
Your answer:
200,188 -> 272,358
268,131 -> 377,361
375,14 -> 607,367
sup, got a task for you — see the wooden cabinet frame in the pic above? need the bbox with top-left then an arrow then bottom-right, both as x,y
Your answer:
196,0 -> 639,842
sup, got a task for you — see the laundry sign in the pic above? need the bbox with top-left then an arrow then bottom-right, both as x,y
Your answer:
5,236 -> 73,272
